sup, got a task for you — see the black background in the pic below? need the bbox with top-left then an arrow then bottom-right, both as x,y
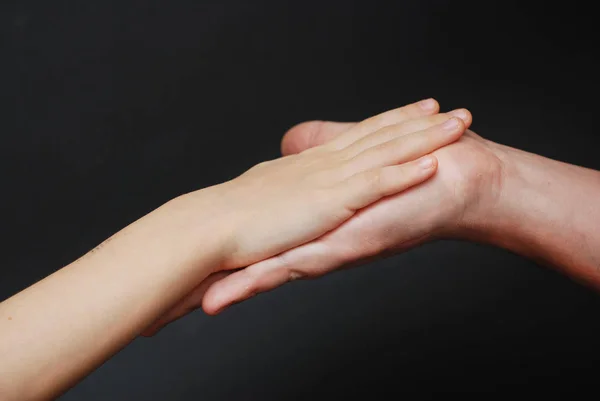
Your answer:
2,1 -> 600,399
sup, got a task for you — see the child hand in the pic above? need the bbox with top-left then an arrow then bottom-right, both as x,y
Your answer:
182,100 -> 465,270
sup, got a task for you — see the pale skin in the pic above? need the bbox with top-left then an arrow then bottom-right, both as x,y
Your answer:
0,99 -> 468,401
143,102 -> 600,336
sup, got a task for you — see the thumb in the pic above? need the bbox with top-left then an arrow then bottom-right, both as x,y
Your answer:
281,121 -> 356,155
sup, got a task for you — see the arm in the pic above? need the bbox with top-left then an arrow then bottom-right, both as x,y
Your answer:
147,116 -> 600,323
0,99 -> 462,400
0,196 -> 227,401
460,141 -> 600,286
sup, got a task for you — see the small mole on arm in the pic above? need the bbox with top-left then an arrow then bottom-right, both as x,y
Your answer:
7,317 -> 12,320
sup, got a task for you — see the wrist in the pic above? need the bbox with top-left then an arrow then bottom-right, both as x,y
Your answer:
430,135 -> 510,242
453,140 -> 530,244
160,186 -> 234,275
455,141 -> 573,265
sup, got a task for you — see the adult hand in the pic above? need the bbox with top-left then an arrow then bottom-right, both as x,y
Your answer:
197,118 -> 505,314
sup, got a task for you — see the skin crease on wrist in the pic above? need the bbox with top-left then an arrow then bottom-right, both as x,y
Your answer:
144,106 -> 600,336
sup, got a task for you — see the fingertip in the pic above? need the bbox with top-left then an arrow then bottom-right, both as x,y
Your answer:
444,117 -> 466,140
462,108 -> 473,127
418,154 -> 438,172
418,98 -> 440,114
201,292 -> 219,315
456,116 -> 466,130
202,290 -> 230,315
447,108 -> 473,127
452,118 -> 467,144
414,156 -> 438,183
202,301 -> 223,316
281,121 -> 320,155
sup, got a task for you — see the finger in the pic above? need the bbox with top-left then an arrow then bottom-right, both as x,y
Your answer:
281,121 -> 356,155
140,272 -> 230,337
340,155 -> 438,211
280,103 -> 469,156
342,109 -> 472,158
203,258 -> 288,315
325,98 -> 440,150
447,108 -> 473,125
346,117 -> 465,173
202,241 -> 336,315
202,267 -> 263,314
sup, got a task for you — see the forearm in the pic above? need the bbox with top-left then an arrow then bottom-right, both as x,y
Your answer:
0,195 -> 225,401
465,142 -> 600,287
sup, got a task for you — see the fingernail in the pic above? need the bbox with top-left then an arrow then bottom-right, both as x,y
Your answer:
418,98 -> 436,111
419,156 -> 435,169
448,109 -> 468,121
443,118 -> 459,130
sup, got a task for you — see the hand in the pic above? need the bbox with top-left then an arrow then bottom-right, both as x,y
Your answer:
142,99 -> 476,335
195,116 -> 507,307
197,128 -> 506,313
185,99 -> 469,270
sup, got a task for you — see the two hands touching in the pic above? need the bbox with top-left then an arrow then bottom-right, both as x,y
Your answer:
0,98 -> 469,400
146,97 -> 600,335
142,99 -> 491,334
143,99 -> 483,334
3,98 -> 600,401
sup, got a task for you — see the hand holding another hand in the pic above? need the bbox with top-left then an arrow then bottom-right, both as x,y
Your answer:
143,99 -> 477,335
192,99 -> 463,269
